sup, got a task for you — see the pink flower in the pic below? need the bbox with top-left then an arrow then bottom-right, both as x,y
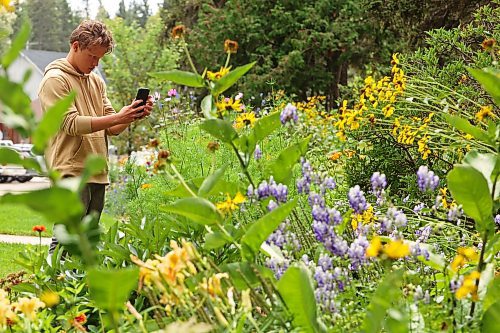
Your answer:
167,89 -> 178,97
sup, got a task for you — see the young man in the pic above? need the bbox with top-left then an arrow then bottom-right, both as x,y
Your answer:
38,20 -> 152,252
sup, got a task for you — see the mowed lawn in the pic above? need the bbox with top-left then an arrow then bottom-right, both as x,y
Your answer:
0,203 -> 118,236
0,243 -> 32,278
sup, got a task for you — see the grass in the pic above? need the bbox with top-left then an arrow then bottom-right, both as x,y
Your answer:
0,243 -> 31,278
0,203 -> 118,236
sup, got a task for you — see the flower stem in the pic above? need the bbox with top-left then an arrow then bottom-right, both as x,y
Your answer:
182,39 -> 199,75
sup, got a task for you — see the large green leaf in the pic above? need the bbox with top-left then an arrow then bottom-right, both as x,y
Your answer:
0,77 -> 35,123
198,165 -> 227,197
0,187 -> 83,223
148,70 -> 205,88
442,114 -> 493,146
268,136 -> 311,184
212,62 -> 256,96
201,94 -> 217,119
277,265 -> 323,333
2,21 -> 31,69
220,262 -> 275,291
482,301 -> 500,333
160,197 -> 222,225
237,112 -> 281,155
164,177 -> 241,198
87,267 -> 139,312
0,147 -> 41,172
241,199 -> 297,261
483,277 -> 500,312
447,165 -> 494,233
363,269 -> 404,333
32,92 -> 75,155
468,68 -> 500,107
463,151 -> 500,200
199,118 -> 238,143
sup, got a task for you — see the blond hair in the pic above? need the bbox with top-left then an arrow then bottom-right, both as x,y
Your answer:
69,20 -> 114,53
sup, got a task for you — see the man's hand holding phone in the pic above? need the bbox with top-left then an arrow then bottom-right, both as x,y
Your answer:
117,88 -> 153,124
134,87 -> 153,119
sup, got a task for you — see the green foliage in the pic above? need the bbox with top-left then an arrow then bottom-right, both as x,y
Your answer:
149,69 -> 204,88
0,188 -> 83,223
199,118 -> 238,143
241,199 -> 297,261
12,0 -> 81,52
277,265 -> 323,333
363,269 -> 404,333
1,20 -> 29,69
161,197 -> 223,225
212,62 -> 256,96
268,136 -> 310,184
87,267 -> 139,312
31,92 -> 75,155
468,68 -> 500,107
447,165 -> 493,233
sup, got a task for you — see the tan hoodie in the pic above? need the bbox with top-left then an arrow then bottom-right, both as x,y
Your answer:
38,58 -> 115,184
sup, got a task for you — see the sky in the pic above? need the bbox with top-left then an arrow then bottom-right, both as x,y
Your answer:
68,0 -> 163,19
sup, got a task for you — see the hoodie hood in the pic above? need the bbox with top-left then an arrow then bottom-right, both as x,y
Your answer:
44,58 -> 89,77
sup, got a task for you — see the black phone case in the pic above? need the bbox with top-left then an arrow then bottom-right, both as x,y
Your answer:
135,88 -> 150,110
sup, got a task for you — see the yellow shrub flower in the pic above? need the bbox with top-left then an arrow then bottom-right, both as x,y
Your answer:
40,291 -> 60,308
366,236 -> 382,257
383,240 -> 410,259
418,135 -> 431,159
351,206 -> 375,230
456,271 -> 481,301
450,247 -> 478,272
382,104 -> 395,118
216,192 -> 245,215
0,0 -> 14,12
475,105 -> 494,122
329,151 -> 343,161
141,183 -> 153,190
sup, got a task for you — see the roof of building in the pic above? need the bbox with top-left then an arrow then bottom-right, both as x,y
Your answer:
21,49 -> 67,74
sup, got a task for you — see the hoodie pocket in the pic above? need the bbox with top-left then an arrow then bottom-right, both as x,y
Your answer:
70,135 -> 108,170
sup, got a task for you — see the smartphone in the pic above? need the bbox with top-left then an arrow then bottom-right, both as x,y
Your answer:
135,88 -> 150,112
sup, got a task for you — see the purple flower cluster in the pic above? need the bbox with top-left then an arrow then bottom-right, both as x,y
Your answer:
415,225 -> 432,242
254,144 -> 262,160
247,176 -> 288,203
410,241 -> 430,260
447,204 -> 463,222
311,254 -> 348,312
297,158 -> 336,195
371,172 -> 387,193
266,218 -> 302,252
413,202 -> 425,214
347,235 -> 369,270
496,214 -> 500,227
348,185 -> 368,214
280,103 -> 298,124
265,258 -> 290,280
379,207 -> 407,233
417,166 -> 439,192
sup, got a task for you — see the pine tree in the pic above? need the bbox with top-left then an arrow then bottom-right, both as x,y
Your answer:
96,0 -> 110,21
